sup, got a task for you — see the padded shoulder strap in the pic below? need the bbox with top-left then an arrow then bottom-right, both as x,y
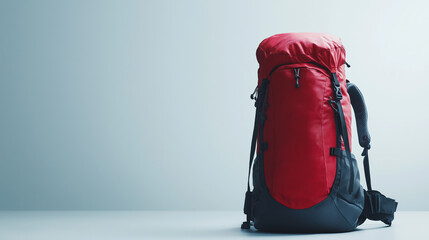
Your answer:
346,81 -> 398,226
347,81 -> 372,190
347,81 -> 371,149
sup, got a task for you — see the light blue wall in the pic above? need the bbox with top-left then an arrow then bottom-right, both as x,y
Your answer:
0,0 -> 428,210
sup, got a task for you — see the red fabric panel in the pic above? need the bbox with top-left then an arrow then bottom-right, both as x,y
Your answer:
257,33 -> 351,209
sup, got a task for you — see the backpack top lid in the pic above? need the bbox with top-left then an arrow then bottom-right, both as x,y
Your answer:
256,33 -> 345,79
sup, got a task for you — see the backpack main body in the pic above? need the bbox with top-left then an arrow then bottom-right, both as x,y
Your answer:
242,33 -> 397,233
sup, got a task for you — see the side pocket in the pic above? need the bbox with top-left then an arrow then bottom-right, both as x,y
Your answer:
335,152 -> 365,227
338,152 -> 364,207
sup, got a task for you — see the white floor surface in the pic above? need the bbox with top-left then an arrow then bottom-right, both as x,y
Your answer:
0,211 -> 425,240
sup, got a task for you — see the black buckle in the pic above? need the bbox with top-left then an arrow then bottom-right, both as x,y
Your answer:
361,145 -> 371,156
331,73 -> 343,100
328,97 -> 338,113
334,83 -> 343,100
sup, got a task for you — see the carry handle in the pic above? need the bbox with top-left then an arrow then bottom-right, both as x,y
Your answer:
347,81 -> 371,148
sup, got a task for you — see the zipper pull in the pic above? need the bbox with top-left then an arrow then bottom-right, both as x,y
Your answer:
345,61 -> 351,68
294,68 -> 300,88
250,85 -> 258,100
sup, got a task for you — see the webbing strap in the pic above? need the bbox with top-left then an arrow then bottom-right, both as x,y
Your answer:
330,73 -> 354,193
362,147 -> 372,191
242,79 -> 269,229
246,109 -> 259,193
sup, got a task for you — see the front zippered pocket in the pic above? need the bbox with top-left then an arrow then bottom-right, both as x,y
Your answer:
263,65 -> 336,209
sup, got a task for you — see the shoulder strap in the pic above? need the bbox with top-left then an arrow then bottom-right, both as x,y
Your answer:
347,81 -> 372,189
347,81 -> 398,226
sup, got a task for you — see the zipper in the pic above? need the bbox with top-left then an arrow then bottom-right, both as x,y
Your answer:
269,62 -> 330,76
270,64 -> 331,89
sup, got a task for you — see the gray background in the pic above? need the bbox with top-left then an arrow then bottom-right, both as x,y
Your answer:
0,0 -> 427,210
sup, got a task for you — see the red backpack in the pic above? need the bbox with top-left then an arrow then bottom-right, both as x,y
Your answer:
242,33 -> 398,232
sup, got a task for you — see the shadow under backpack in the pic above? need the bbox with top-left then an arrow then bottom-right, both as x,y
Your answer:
241,33 -> 398,233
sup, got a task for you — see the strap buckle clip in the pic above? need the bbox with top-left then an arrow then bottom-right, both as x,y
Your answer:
250,86 -> 258,100
328,97 -> 338,113
331,73 -> 343,100
334,83 -> 343,100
